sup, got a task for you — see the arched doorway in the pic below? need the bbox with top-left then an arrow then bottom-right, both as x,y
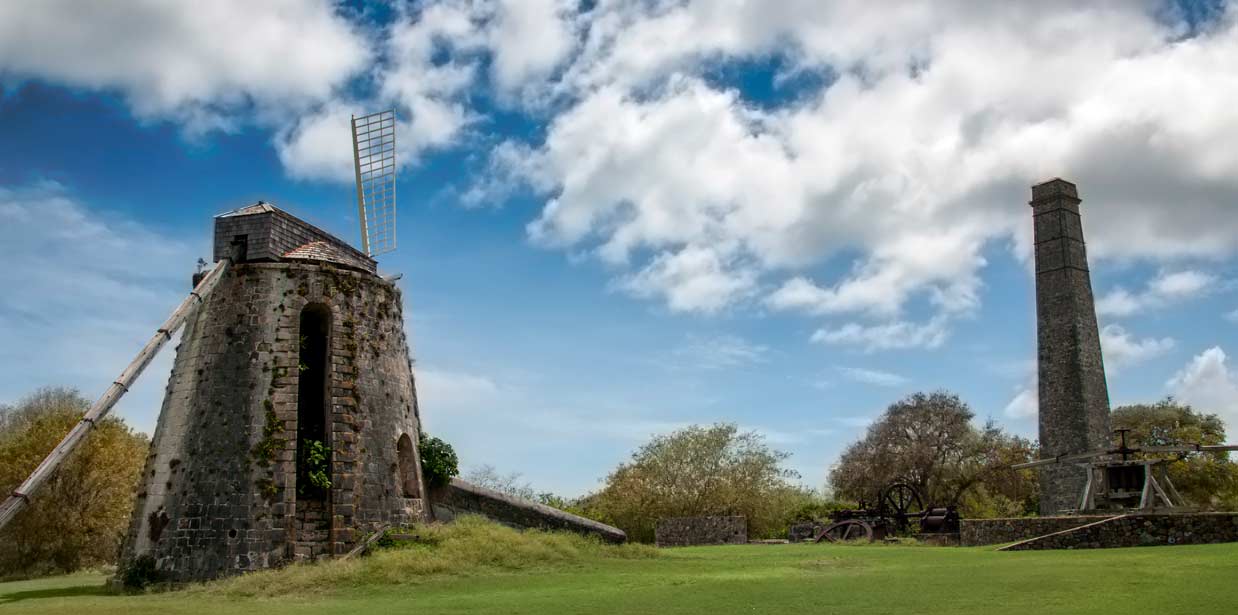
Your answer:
397,433 -> 419,497
296,304 -> 331,501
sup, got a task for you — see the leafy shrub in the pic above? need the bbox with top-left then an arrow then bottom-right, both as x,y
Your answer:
300,439 -> 332,493
418,433 -> 458,488
119,555 -> 165,591
0,388 -> 148,579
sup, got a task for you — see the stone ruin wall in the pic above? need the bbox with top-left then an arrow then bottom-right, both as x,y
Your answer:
118,261 -> 427,583
963,513 -> 1238,549
1002,513 -> 1238,551
961,515 -> 1111,546
429,478 -> 626,544
655,516 -> 747,547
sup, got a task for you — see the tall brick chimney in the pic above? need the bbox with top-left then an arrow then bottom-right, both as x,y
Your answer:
1030,178 -> 1112,514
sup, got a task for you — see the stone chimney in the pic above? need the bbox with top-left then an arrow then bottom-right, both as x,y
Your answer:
1030,178 -> 1112,514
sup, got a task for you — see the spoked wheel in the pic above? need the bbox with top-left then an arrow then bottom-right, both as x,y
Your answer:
814,519 -> 875,543
881,482 -> 925,532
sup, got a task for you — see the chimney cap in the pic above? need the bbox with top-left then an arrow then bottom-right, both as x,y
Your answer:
1030,178 -> 1079,205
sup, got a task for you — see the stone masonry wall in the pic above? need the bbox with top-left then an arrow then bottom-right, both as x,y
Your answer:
655,516 -> 747,547
118,261 -> 426,584
1002,513 -> 1238,550
961,516 -> 1111,546
429,478 -> 626,544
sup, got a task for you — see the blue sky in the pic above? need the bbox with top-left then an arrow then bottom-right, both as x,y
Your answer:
2,0 -> 1238,496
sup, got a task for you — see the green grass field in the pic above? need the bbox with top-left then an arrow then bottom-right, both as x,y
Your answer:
3,540 -> 1235,614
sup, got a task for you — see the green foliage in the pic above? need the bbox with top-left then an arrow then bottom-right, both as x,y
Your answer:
418,433 -> 459,488
587,423 -> 802,542
250,400 -> 280,466
1113,398 -> 1238,510
201,515 -> 657,597
119,555 -> 165,591
299,439 -> 332,494
0,387 -> 149,578
828,391 -> 1038,518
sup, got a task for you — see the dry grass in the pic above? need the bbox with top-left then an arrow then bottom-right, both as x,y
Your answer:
195,515 -> 657,598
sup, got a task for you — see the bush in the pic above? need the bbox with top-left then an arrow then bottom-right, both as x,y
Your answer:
418,433 -> 459,488
200,515 -> 657,597
587,423 -> 803,542
0,387 -> 149,579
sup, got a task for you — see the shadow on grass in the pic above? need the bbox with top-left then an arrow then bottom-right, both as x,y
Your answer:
0,583 -> 110,604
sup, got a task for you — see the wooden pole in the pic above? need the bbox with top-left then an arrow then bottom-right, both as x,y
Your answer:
0,258 -> 231,532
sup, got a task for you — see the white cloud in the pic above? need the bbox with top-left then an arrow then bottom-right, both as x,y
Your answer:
0,0 -> 369,133
1097,269 -> 1218,317
670,334 -> 768,370
492,0 -> 1238,338
416,366 -> 502,414
1099,324 -> 1175,374
1227,308 -> 1238,322
811,317 -> 950,352
836,366 -> 908,388
487,0 -> 578,100
0,182 -> 203,434
1167,347 -> 1238,428
1004,386 -> 1038,419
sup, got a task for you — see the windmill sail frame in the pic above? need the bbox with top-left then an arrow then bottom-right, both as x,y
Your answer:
351,110 -> 397,257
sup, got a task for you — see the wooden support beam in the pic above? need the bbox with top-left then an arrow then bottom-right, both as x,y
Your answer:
0,259 -> 231,532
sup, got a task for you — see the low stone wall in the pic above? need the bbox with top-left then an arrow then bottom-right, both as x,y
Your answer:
428,478 -> 626,543
1002,512 -> 1238,551
655,516 -> 747,547
788,521 -> 825,542
961,516 -> 1111,546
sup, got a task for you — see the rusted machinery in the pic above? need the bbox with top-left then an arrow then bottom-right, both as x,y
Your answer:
809,482 -> 959,543
1013,429 -> 1238,513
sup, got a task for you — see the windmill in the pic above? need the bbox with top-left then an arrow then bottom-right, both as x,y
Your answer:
1012,429 -> 1238,513
0,111 -> 403,535
351,109 -> 398,257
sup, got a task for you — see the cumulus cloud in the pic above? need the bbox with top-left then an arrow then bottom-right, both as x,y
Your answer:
1167,347 -> 1238,428
0,0 -> 369,133
1099,324 -> 1175,374
1097,269 -> 1218,317
491,0 -> 1238,344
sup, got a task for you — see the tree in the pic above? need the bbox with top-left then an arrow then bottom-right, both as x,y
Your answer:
0,388 -> 148,578
588,423 -> 802,542
1112,398 -> 1238,510
464,464 -> 537,501
828,391 -> 1038,517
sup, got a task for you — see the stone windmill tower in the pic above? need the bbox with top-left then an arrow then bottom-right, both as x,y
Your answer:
112,111 -> 426,582
116,202 -> 428,582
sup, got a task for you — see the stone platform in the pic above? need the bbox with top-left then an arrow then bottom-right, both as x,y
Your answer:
962,512 -> 1238,550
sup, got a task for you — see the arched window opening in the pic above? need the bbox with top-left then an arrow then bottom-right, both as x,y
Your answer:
297,303 -> 332,501
397,433 -> 419,497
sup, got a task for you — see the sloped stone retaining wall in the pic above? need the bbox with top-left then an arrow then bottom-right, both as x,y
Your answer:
655,516 -> 747,547
429,478 -> 626,544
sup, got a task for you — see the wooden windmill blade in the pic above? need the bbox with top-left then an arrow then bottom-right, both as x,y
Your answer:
350,110 -> 397,257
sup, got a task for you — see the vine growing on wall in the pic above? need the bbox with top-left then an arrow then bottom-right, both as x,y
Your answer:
299,439 -> 332,497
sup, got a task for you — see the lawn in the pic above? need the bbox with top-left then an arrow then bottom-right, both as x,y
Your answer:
2,542 -> 1235,614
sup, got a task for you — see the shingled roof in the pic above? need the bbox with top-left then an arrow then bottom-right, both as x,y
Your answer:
213,201 -> 377,274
